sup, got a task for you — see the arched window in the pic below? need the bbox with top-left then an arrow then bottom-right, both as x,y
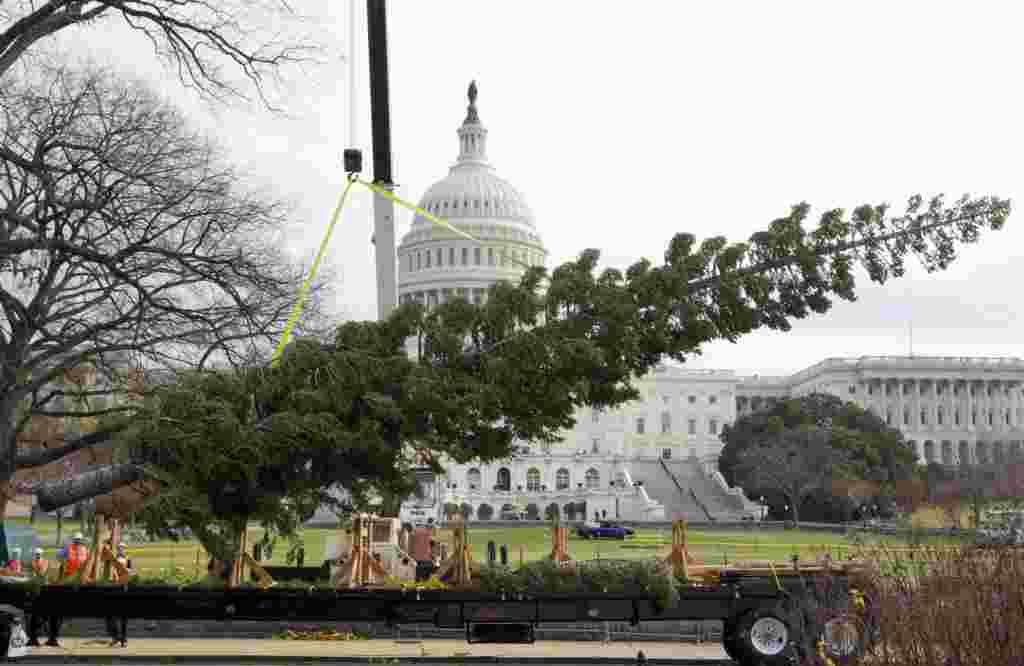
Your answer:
556,468 -> 570,491
526,468 -> 541,492
466,468 -> 481,490
585,468 -> 600,490
496,468 -> 511,491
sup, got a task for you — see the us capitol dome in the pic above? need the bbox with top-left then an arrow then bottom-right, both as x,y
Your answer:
397,82 -> 547,307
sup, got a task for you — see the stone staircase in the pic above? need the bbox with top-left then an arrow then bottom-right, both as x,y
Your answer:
626,460 -> 706,522
628,459 -> 755,522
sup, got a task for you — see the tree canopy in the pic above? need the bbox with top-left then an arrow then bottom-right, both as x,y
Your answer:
719,393 -> 919,493
0,65 -> 330,516
0,0 -> 314,103
34,190 -> 1011,521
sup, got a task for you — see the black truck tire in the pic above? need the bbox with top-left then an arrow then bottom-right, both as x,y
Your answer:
732,606 -> 798,666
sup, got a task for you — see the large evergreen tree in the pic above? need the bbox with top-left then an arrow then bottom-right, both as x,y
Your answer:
36,194 -> 1011,528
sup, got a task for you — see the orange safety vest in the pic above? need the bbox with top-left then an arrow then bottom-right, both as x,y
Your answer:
62,543 -> 89,577
30,559 -> 49,576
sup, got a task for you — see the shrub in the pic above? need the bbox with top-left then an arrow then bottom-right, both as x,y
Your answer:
825,540 -> 1024,665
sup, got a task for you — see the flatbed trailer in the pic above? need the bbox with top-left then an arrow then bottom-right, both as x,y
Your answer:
0,571 -> 867,666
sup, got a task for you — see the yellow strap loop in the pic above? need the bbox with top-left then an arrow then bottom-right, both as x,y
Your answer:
271,178 -> 356,366
272,176 -> 538,367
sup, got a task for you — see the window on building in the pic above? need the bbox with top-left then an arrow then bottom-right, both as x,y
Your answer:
408,254 -> 413,272
585,468 -> 600,490
462,247 -> 468,265
437,248 -> 443,266
591,438 -> 600,454
556,468 -> 570,490
886,410 -> 893,426
688,395 -> 696,404
474,247 -> 481,265
661,412 -> 671,434
955,409 -> 960,426
848,385 -> 856,395
989,411 -> 994,426
662,448 -> 672,460
920,408 -> 927,426
709,395 -> 717,405
416,252 -> 422,270
688,419 -> 696,435
709,419 -> 718,435
487,248 -> 495,266
903,384 -> 910,396
972,410 -> 977,426
867,384 -> 874,396
636,417 -> 645,435
662,395 -> 670,404
904,408 -> 910,426
937,407 -> 944,426
1007,410 -> 1012,425
526,468 -> 541,492
425,251 -> 431,268
449,247 -> 455,265
466,468 -> 481,490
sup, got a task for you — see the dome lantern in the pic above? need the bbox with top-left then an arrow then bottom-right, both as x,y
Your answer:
457,80 -> 487,164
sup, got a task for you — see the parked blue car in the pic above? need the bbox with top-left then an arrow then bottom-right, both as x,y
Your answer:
575,521 -> 634,540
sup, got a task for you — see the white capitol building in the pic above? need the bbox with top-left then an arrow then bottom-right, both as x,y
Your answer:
394,84 -> 1024,525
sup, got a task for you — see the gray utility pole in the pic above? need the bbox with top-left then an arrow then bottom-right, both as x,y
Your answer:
366,0 -> 397,320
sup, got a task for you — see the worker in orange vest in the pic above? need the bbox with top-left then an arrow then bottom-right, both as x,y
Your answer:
58,533 -> 89,579
29,549 -> 48,577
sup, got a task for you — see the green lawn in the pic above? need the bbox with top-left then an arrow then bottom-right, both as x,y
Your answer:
6,518 -> 963,576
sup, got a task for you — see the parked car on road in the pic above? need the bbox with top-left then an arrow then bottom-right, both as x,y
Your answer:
575,521 -> 634,540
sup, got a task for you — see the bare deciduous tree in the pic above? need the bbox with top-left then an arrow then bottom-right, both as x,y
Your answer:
0,0 -> 317,103
0,65 -> 331,521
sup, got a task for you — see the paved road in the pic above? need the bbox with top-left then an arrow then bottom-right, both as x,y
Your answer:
16,655 -> 737,659
11,638 -> 733,665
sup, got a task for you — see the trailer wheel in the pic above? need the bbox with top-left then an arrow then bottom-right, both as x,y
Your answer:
733,607 -> 797,666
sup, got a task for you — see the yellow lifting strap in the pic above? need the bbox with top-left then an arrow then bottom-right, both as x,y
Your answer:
271,177 -> 535,367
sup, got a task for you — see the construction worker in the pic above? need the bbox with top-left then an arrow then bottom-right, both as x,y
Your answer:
58,532 -> 89,579
411,525 -> 434,581
27,546 -> 61,647
106,541 -> 132,647
37,532 -> 89,648
29,549 -> 48,577
6,547 -> 23,573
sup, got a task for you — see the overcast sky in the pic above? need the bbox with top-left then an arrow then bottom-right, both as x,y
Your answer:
51,1 -> 1024,376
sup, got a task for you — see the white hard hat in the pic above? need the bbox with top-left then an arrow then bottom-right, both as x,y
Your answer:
33,548 -> 43,555
118,542 -> 126,548
72,532 -> 84,541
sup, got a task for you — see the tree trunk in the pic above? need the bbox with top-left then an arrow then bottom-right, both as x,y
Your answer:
189,519 -> 245,585
36,464 -> 145,512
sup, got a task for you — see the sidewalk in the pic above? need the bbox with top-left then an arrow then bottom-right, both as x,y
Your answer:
23,638 -> 729,661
